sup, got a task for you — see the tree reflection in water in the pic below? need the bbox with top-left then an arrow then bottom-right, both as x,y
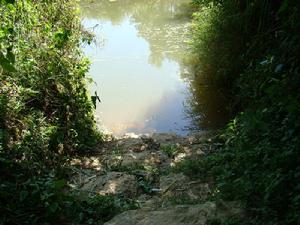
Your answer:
80,0 -> 192,67
80,0 -> 230,134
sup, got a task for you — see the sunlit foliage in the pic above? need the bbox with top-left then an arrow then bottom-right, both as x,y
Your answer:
0,0 -> 107,224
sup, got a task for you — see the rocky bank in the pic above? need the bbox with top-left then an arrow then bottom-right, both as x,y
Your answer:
69,132 -> 243,225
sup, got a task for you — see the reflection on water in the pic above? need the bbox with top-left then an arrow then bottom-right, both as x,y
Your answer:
80,0 -> 193,135
186,82 -> 232,130
80,0 -> 228,136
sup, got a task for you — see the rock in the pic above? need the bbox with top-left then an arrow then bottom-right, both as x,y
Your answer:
81,172 -> 139,198
100,154 -> 123,170
159,173 -> 211,205
151,133 -> 187,146
173,152 -> 188,163
141,136 -> 160,151
137,195 -> 162,210
123,133 -> 140,139
104,201 -> 243,225
121,151 -> 169,168
69,132 -> 245,225
116,137 -> 143,151
187,131 -> 211,144
70,157 -> 102,171
215,200 -> 245,219
133,170 -> 157,184
104,203 -> 214,225
159,173 -> 189,193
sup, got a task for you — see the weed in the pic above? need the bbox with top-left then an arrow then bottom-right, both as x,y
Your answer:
160,145 -> 178,158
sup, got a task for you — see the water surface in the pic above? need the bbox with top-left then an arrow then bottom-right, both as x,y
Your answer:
80,0 -> 194,135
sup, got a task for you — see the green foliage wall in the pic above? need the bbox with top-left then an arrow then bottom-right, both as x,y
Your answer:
0,0 -> 104,224
191,0 -> 300,224
0,0 -> 100,156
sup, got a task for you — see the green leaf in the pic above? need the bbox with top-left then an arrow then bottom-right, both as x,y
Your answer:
52,179 -> 66,190
6,48 -> 15,63
0,53 -> 16,72
48,202 -> 59,213
5,0 -> 15,4
20,190 -> 29,201
278,0 -> 289,14
0,30 -> 5,39
53,29 -> 70,48
91,96 -> 97,108
7,27 -> 14,34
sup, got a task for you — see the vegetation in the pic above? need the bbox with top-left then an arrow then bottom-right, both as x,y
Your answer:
189,0 -> 300,224
0,0 -> 125,224
160,145 -> 178,158
1,0 -> 299,224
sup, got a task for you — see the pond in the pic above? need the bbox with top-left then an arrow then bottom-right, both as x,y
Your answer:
80,0 -> 228,136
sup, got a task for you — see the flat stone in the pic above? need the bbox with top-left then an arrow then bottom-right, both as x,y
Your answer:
81,172 -> 139,198
160,173 -> 189,193
104,203 -> 215,225
159,173 -> 211,205
137,195 -> 162,210
151,133 -> 187,146
115,137 -> 143,150
104,201 -> 244,225
121,151 -> 168,167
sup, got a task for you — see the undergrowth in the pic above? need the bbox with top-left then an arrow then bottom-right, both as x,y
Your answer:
188,0 -> 300,224
0,0 -> 115,224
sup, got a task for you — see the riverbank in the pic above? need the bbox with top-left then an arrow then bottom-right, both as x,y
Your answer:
1,0 -> 299,224
69,132 -> 244,224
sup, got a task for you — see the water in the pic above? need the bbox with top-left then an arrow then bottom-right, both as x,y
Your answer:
80,0 -> 194,136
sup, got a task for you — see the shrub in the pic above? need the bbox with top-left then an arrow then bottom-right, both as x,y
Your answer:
190,0 -> 300,224
0,0 -> 104,224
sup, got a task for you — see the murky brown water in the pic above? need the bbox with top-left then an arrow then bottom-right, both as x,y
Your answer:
80,0 -> 228,136
80,0 -> 194,135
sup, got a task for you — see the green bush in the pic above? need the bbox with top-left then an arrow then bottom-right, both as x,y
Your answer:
0,159 -> 131,224
190,0 -> 300,224
0,0 -> 101,155
0,0 -> 105,224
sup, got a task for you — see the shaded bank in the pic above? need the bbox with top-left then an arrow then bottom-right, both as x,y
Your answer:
189,0 -> 300,224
